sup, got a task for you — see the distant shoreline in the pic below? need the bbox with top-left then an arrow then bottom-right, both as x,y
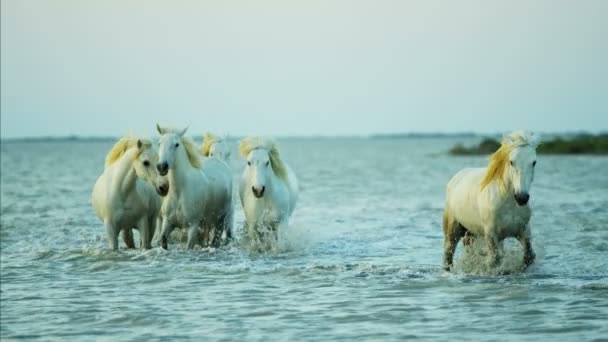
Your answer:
449,133 -> 608,155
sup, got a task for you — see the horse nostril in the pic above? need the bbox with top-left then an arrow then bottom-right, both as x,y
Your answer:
515,193 -> 530,205
157,162 -> 168,174
252,186 -> 265,198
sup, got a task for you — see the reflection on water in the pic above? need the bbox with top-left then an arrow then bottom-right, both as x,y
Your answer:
1,138 -> 607,340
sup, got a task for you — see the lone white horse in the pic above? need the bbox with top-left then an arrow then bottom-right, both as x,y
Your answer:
156,125 -> 233,249
239,137 -> 298,251
92,136 -> 168,250
443,131 -> 540,271
201,132 -> 231,162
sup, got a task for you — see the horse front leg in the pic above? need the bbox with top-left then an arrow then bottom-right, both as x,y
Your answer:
186,224 -> 200,249
139,217 -> 152,250
122,227 -> 136,249
105,221 -> 119,251
518,228 -> 535,268
442,210 -> 464,271
211,214 -> 227,248
270,220 -> 286,254
486,234 -> 500,267
224,211 -> 234,244
160,218 -> 175,250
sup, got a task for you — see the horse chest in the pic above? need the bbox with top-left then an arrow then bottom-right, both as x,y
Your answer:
260,206 -> 281,224
109,195 -> 144,225
493,203 -> 531,238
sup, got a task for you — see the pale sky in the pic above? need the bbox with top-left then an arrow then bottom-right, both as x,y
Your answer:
1,1 -> 607,138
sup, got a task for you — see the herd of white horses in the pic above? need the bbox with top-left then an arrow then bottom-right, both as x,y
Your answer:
92,127 -> 540,271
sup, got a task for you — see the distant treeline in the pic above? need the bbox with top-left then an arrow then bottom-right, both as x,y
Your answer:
449,134 -> 608,155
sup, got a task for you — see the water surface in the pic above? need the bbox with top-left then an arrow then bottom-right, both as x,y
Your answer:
1,138 -> 607,341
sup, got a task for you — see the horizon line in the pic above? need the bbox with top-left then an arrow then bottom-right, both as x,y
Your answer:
2,130 -> 606,143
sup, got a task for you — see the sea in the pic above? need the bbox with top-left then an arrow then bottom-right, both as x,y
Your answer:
1,137 -> 607,341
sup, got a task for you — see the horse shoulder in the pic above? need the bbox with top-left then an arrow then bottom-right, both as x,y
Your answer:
445,168 -> 488,234
136,180 -> 160,211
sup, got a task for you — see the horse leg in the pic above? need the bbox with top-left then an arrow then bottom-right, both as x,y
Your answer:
105,221 -> 119,251
186,224 -> 200,249
160,218 -> 175,250
486,234 -> 500,267
224,211 -> 234,244
140,217 -> 152,250
462,229 -> 475,247
443,209 -> 464,271
518,229 -> 535,268
211,214 -> 226,248
200,222 -> 210,248
122,227 -> 136,249
270,221 -> 285,254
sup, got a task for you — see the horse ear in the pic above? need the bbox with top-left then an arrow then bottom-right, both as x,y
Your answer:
156,124 -> 166,135
137,139 -> 143,149
529,132 -> 541,148
179,127 -> 188,137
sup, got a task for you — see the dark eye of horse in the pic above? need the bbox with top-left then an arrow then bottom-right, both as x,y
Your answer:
266,161 -> 270,166
532,161 -> 537,167
247,161 -> 251,166
175,143 -> 179,148
510,160 -> 514,166
143,160 -> 150,167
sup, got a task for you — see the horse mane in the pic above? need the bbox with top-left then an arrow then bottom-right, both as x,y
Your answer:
104,135 -> 152,169
480,131 -> 539,192
181,136 -> 202,168
201,132 -> 222,157
239,137 -> 288,181
159,127 -> 202,168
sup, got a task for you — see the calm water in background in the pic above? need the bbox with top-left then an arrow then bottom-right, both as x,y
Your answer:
1,137 -> 607,341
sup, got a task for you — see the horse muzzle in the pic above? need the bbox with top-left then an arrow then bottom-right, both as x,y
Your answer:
156,183 -> 169,197
157,162 -> 169,176
514,193 -> 530,206
252,186 -> 265,198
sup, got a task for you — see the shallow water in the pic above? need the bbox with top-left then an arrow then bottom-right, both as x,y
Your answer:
1,138 -> 607,341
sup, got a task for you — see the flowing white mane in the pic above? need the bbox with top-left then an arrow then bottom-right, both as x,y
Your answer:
104,135 -> 152,169
201,132 -> 223,157
481,130 -> 539,192
502,130 -> 540,149
239,137 -> 288,181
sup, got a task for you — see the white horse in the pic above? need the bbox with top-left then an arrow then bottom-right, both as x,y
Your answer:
443,131 -> 540,271
201,132 -> 231,162
156,125 -> 233,249
200,132 -> 234,242
239,137 -> 299,251
92,136 -> 168,250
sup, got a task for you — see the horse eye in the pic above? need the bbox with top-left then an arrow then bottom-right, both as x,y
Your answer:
532,161 -> 537,167
143,160 -> 150,167
510,160 -> 514,166
247,161 -> 251,166
174,143 -> 179,148
266,161 -> 270,166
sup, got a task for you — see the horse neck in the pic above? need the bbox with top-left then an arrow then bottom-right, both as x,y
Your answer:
483,168 -> 512,203
110,149 -> 138,197
168,149 -> 202,193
